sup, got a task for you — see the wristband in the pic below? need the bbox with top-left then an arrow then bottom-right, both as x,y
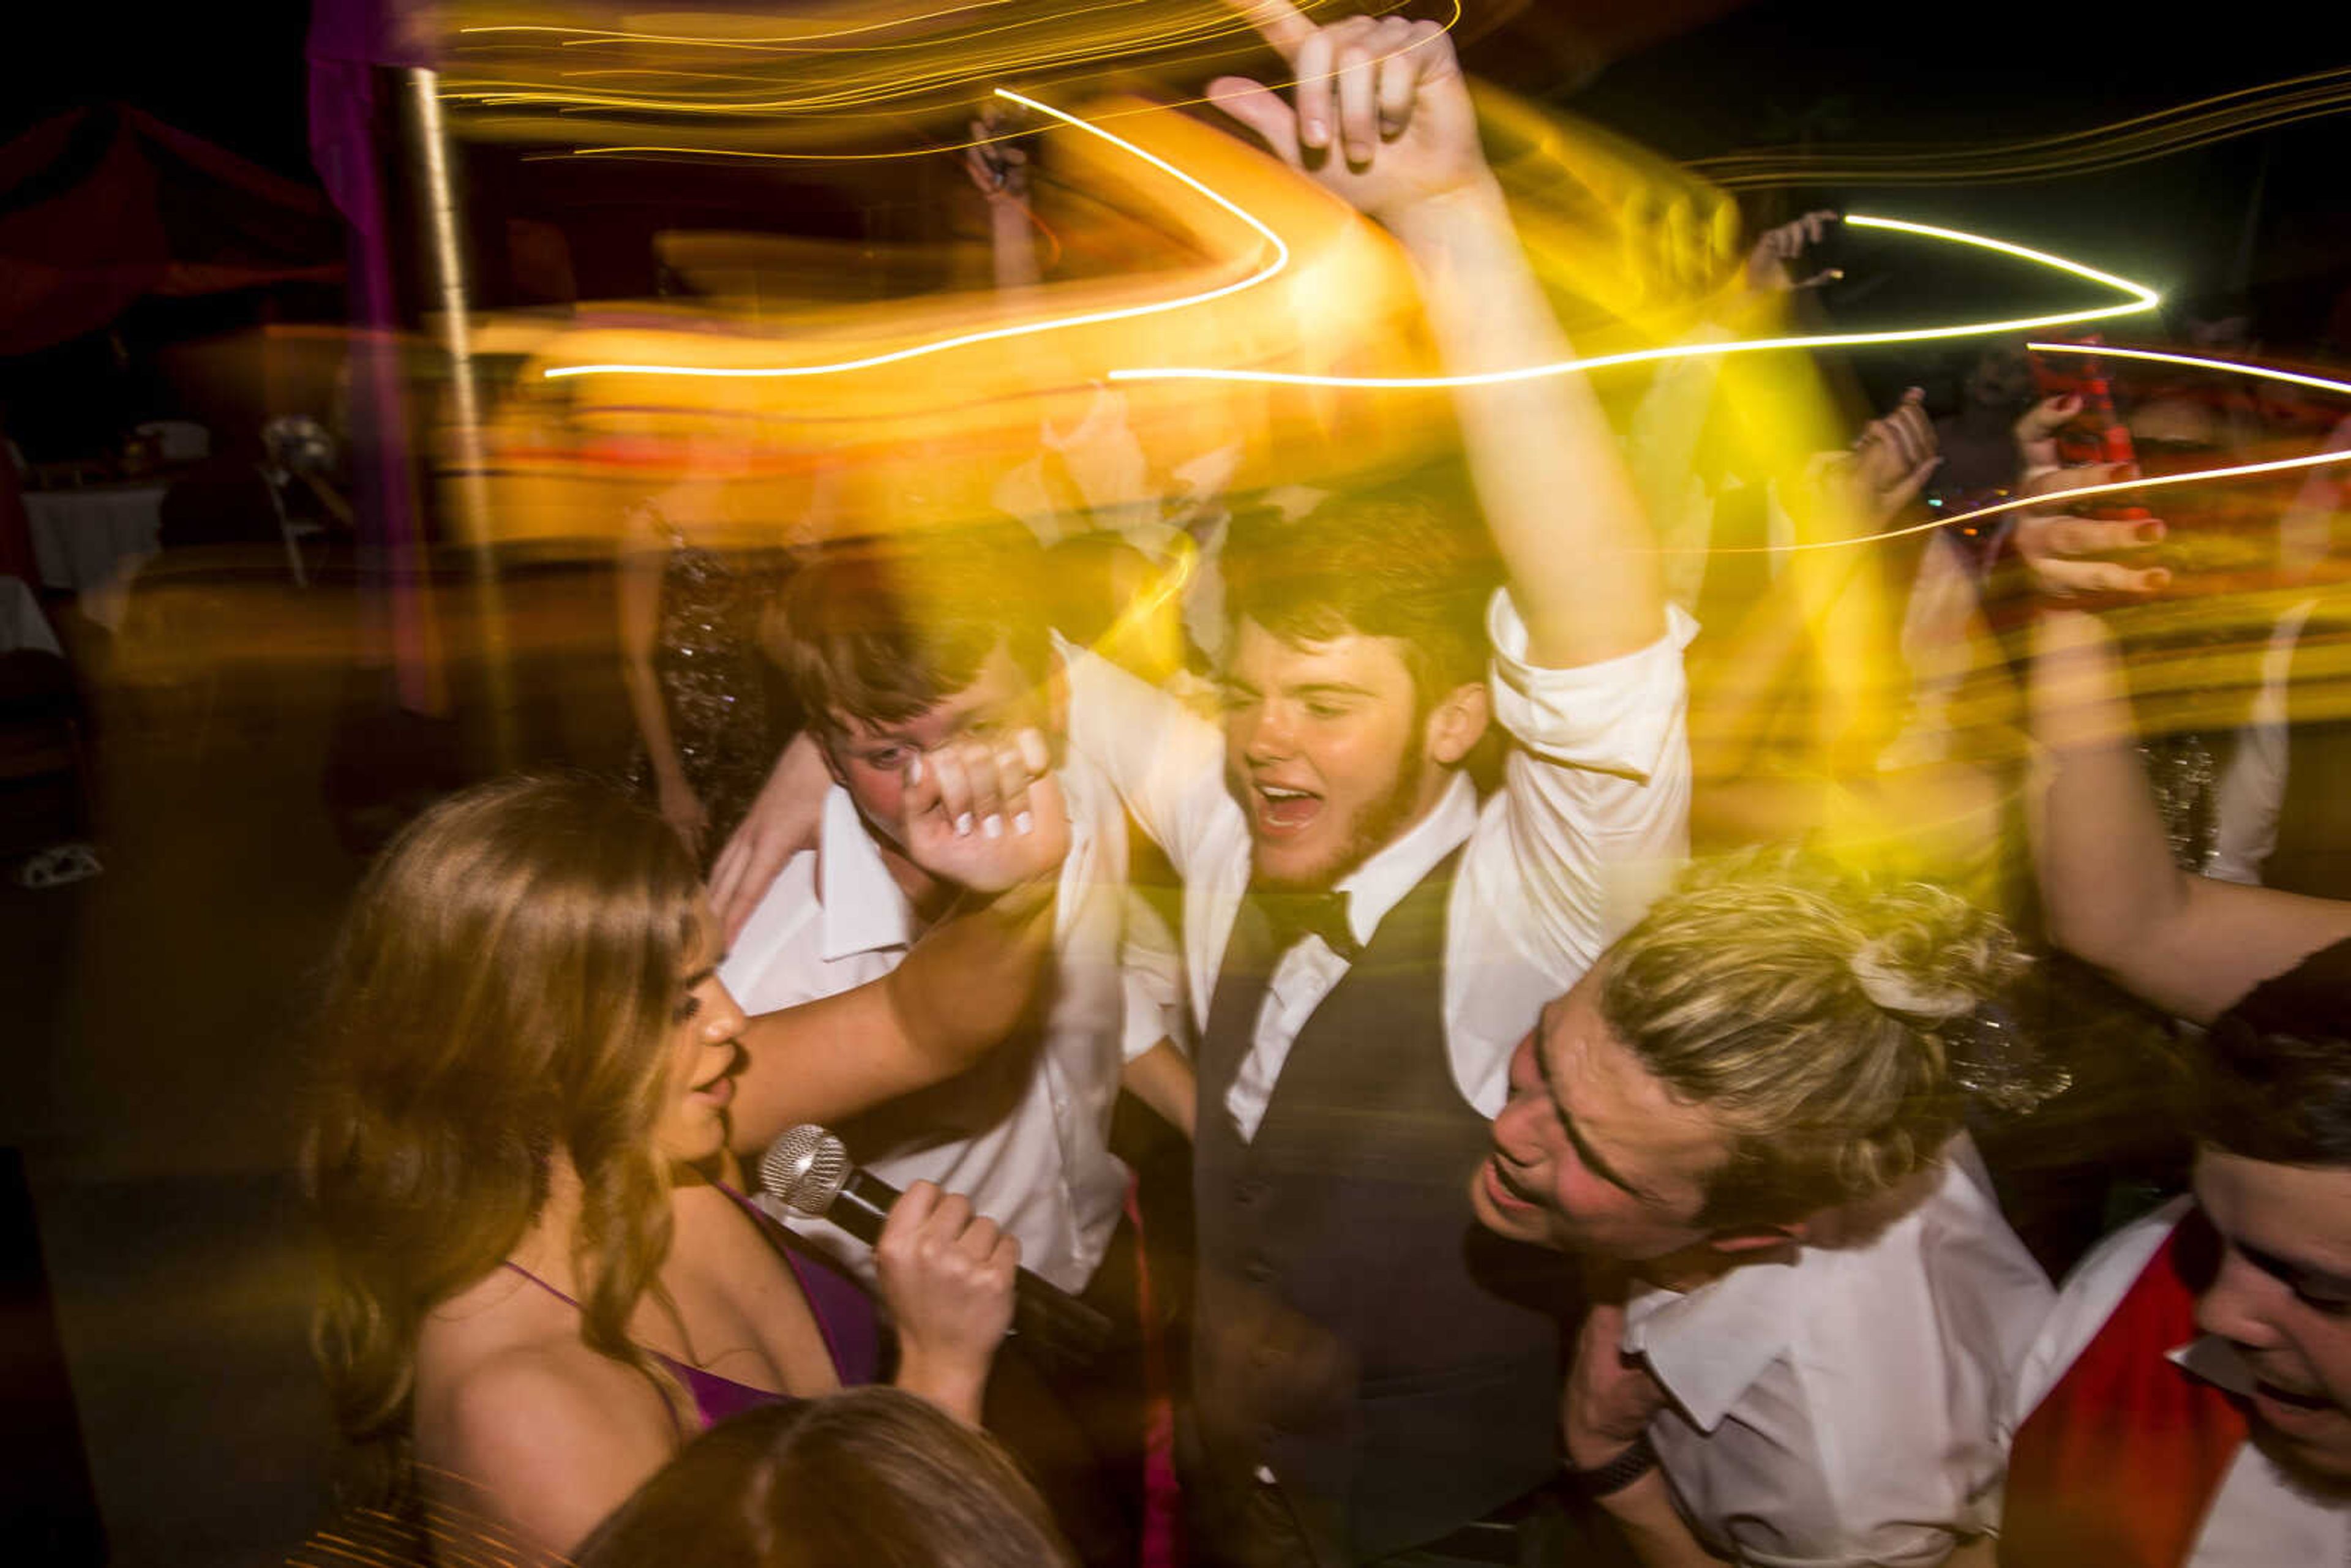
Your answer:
1565,1430 -> 1659,1499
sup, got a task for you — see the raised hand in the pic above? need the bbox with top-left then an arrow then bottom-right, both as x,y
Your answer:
1206,3 -> 1485,227
1745,208 -> 1841,294
876,1180 -> 1020,1422
962,108 -> 1032,204
898,727 -> 1071,894
710,733 -> 828,945
2012,463 -> 2169,604
2013,392 -> 2083,480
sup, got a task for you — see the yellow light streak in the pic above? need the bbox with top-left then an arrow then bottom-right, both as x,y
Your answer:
543,88 -> 1289,382
459,2 -> 1029,51
1696,347 -> 2351,557
1690,68 -> 2351,190
449,0 -> 1326,113
441,1 -> 1440,130
1108,214 -> 2161,389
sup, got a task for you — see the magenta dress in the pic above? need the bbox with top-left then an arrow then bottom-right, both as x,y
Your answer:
500,1187 -> 879,1431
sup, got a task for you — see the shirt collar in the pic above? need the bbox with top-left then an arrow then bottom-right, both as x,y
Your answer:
1332,771 -> 1477,948
2169,1333 -> 2260,1399
1621,1252 -> 1802,1433
817,786 -> 915,962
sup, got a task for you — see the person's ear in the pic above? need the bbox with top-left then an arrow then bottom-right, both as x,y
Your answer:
815,730 -> 851,788
1424,680 -> 1491,768
1705,1218 -> 1807,1258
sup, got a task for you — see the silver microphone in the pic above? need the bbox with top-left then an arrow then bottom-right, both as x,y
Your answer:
757,1123 -> 1112,1362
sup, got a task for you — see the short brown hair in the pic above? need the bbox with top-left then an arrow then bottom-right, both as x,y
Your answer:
2191,937 -> 2351,1167
768,528 -> 1052,735
1222,468 -> 1499,710
1595,846 -> 2026,1230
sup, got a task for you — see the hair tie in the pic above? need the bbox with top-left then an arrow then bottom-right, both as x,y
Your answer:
1848,942 -> 2071,1115
1847,939 -> 1975,1019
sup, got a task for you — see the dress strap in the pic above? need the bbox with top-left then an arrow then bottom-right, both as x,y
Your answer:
501,1260 -> 692,1438
500,1258 -> 585,1311
716,1180 -> 877,1386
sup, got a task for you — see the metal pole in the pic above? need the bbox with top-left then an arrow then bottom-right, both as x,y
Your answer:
402,66 -> 516,768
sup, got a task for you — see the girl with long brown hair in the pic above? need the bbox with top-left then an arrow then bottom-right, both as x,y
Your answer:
305,767 -> 1062,1557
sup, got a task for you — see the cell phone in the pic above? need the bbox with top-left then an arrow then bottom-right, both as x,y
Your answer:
2028,336 -> 2148,520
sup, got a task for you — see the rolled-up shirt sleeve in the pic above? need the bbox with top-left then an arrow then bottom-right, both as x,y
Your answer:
1461,590 -> 1699,994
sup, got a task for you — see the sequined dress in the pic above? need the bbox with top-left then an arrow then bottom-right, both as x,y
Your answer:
626,521 -> 795,865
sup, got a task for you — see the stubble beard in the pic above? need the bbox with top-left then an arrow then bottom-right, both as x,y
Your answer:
1250,735 -> 1432,896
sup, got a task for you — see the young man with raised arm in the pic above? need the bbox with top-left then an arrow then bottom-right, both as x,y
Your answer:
1021,11 -> 1696,1562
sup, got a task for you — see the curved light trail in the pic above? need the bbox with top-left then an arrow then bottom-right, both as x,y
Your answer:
543,87 -> 1292,383
1106,214 -> 2161,390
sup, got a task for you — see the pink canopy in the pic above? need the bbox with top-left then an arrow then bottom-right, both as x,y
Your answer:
0,105 -> 343,358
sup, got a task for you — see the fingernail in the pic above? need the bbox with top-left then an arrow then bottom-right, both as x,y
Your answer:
1302,118 -> 1325,146
907,756 -> 923,784
956,812 -> 974,836
983,814 -> 1003,839
2147,569 -> 2173,589
1014,810 -> 1034,836
2134,521 -> 2164,542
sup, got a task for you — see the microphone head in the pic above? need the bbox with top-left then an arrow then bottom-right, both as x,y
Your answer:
759,1125 -> 851,1219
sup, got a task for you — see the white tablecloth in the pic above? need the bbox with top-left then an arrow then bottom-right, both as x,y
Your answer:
1,576 -> 63,657
24,484 -> 165,629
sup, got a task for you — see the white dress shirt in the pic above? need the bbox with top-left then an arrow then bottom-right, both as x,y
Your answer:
1069,590 -> 1698,1129
1624,1142 -> 2053,1568
2009,1198 -> 2351,1567
720,750 -> 1162,1294
1223,773 -> 1480,1139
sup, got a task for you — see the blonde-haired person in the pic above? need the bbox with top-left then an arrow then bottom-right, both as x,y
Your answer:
304,768 -> 1066,1559
1472,846 -> 2055,1568
573,1386 -> 1079,1568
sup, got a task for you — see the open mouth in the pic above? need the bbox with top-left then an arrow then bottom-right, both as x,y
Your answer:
2257,1379 -> 2332,1412
1480,1157 -> 1542,1216
1252,781 -> 1322,836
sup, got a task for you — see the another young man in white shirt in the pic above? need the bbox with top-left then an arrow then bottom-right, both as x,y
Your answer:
1471,848 -> 2054,1568
718,526 -> 1187,1568
1992,451 -> 2351,1568
2001,941 -> 2351,1567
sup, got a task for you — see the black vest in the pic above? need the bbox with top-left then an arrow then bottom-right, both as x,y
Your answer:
1191,849 -> 1573,1561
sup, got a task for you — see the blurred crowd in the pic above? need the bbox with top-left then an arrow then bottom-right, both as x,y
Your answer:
289,9 -> 2351,1568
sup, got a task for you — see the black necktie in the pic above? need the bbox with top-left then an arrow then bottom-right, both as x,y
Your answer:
1254,889 -> 1361,963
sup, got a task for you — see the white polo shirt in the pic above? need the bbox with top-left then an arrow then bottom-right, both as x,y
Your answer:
1624,1141 -> 2053,1568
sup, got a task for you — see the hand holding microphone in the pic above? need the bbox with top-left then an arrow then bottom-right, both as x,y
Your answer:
761,1126 -> 1114,1371
874,1180 -> 1018,1423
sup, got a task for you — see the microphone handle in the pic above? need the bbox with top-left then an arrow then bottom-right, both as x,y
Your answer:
823,1168 -> 1111,1360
